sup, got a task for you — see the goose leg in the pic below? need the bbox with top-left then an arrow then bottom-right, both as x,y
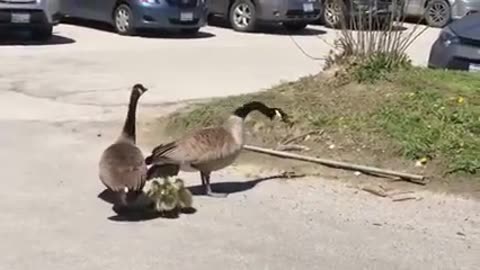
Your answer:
203,172 -> 227,198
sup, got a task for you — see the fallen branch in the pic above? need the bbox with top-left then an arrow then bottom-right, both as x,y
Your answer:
243,144 -> 426,185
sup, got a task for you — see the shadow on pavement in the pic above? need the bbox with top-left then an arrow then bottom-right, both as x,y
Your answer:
0,31 -> 75,46
207,16 -> 327,36
62,17 -> 215,39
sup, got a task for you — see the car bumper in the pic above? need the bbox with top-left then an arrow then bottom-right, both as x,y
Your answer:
130,1 -> 207,29
451,0 -> 480,20
0,9 -> 61,29
428,38 -> 480,72
256,0 -> 322,22
0,2 -> 62,25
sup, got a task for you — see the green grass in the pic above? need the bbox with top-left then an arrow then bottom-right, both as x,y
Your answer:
163,67 -> 480,177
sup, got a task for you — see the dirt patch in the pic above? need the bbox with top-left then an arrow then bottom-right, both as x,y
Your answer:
139,68 -> 480,200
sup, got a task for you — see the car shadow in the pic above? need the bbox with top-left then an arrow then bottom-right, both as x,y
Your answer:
62,17 -> 215,39
0,31 -> 76,46
207,17 -> 327,36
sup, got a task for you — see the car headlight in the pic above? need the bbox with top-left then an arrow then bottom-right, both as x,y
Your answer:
438,27 -> 460,47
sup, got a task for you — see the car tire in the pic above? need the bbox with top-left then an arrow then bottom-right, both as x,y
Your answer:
322,0 -> 342,28
283,22 -> 308,31
114,4 -> 135,35
31,25 -> 53,41
424,0 -> 451,28
180,27 -> 200,35
229,0 -> 257,32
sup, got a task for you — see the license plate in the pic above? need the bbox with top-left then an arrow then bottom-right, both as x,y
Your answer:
180,12 -> 193,21
469,63 -> 480,72
303,3 -> 314,12
11,13 -> 30,24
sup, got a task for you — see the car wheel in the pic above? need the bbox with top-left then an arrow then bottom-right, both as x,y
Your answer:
31,25 -> 53,41
322,0 -> 342,28
229,0 -> 257,32
283,22 -> 308,31
424,0 -> 451,28
114,4 -> 135,35
180,27 -> 200,35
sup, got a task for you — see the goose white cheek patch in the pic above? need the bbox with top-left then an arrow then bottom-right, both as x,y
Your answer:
275,109 -> 282,119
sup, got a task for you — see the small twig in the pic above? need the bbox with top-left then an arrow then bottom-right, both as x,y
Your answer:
281,130 -> 324,145
276,144 -> 310,152
243,144 -> 426,185
392,196 -> 418,202
361,187 -> 388,198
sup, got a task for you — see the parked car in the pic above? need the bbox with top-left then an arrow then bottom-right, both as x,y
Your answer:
320,0 -> 397,28
207,0 -> 322,32
60,0 -> 208,35
0,0 -> 62,40
428,13 -> 480,71
402,0 -> 480,28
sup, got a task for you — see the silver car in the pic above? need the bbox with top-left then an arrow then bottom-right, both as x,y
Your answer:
403,0 -> 480,27
0,0 -> 62,40
428,13 -> 480,71
207,0 -> 322,32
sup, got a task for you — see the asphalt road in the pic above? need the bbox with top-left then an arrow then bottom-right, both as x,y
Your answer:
1,23 -> 478,270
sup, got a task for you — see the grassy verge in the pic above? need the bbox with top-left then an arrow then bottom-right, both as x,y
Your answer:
153,67 -> 479,183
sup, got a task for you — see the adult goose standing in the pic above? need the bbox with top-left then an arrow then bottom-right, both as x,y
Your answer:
99,83 -> 148,211
145,101 -> 290,198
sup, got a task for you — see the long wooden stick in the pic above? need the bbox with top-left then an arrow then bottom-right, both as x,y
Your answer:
243,144 -> 426,185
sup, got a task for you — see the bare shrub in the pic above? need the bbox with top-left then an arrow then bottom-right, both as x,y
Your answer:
324,0 -> 431,82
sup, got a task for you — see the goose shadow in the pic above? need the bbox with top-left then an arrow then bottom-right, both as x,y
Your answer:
99,189 -> 197,222
187,172 -> 304,196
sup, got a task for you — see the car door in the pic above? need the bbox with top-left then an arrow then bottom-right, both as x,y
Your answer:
207,0 -> 230,17
403,0 -> 426,17
79,0 -> 113,22
94,0 -> 118,22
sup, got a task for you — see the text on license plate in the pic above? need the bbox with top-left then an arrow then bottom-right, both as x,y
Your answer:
11,13 -> 30,23
180,12 -> 193,21
303,3 -> 314,12
469,63 -> 480,72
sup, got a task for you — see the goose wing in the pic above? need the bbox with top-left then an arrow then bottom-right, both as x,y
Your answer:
146,127 -> 239,165
99,142 -> 147,192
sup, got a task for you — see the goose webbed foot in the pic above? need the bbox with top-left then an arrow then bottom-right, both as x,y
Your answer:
207,190 -> 228,198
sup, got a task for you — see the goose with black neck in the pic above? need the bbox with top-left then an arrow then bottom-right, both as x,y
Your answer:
98,83 -> 149,213
145,101 -> 290,198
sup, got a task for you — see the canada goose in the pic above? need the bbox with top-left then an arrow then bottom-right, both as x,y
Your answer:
98,83 -> 148,211
145,101 -> 290,198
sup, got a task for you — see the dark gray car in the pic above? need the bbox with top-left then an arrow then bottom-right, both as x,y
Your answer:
61,0 -> 208,35
207,0 -> 322,32
428,13 -> 480,72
